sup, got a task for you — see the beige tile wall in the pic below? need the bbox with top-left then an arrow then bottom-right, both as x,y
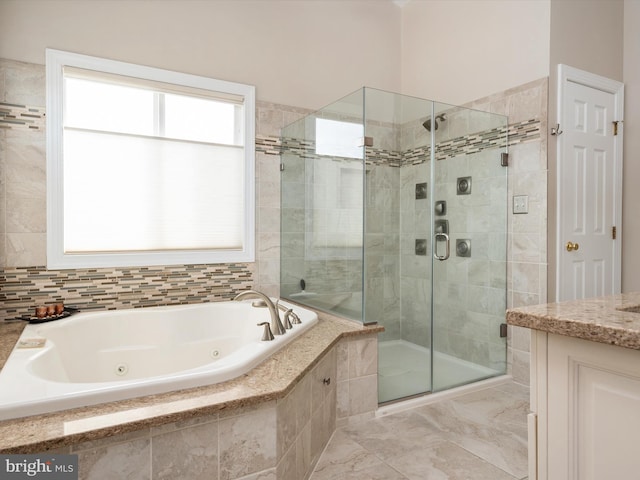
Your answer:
466,77 -> 549,385
336,333 -> 379,427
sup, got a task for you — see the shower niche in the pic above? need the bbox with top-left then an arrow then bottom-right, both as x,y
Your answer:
280,87 -> 508,404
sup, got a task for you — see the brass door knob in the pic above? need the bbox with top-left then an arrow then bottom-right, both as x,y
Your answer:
566,241 -> 580,252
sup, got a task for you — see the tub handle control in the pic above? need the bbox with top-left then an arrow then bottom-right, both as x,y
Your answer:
289,311 -> 302,325
257,322 -> 275,341
276,300 -> 302,326
282,309 -> 293,330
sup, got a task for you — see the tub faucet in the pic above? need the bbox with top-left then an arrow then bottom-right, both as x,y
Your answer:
233,290 -> 286,335
276,301 -> 302,327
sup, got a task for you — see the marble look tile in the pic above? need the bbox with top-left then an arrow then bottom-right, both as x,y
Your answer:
509,325 -> 531,353
295,423 -> 312,480
77,437 -> 151,480
412,400 -> 528,479
493,380 -> 530,401
310,430 -> 384,480
6,195 -> 45,233
342,411 -> 442,462
2,60 -> 46,106
258,206 -> 280,235
276,388 -> 297,459
275,442 -> 297,480
386,440 -> 517,480
71,429 -> 150,453
316,382 -> 529,479
348,336 -> 377,378
511,349 -> 531,386
257,232 -> 280,259
294,373 -> 312,435
256,152 -> 281,184
447,388 -> 529,430
309,407 -> 325,467
336,380 -> 350,419
218,405 -> 277,480
348,375 -> 377,416
336,340 -> 349,382
6,232 -> 46,267
151,421 -> 218,479
232,469 -> 276,480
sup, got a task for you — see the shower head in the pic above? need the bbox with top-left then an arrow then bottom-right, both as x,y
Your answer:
422,113 -> 446,132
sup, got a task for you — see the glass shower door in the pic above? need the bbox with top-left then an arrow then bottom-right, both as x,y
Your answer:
430,103 -> 508,392
366,88 -> 435,404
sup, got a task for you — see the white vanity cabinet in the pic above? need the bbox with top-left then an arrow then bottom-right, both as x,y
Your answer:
529,330 -> 640,480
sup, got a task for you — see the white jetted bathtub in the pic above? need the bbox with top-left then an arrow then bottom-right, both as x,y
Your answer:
0,299 -> 317,420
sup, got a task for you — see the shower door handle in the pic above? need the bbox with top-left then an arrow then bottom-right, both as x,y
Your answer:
434,232 -> 450,261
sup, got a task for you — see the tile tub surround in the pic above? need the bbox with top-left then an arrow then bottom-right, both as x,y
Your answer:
0,309 -> 382,458
507,291 -> 640,350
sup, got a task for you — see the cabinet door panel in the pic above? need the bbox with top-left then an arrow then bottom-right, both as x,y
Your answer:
547,334 -> 640,480
577,364 -> 640,479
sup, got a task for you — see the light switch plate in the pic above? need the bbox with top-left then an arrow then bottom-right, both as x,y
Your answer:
513,195 -> 529,214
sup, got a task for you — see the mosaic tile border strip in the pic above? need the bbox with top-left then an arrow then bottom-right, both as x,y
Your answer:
0,264 -> 253,321
0,102 -> 45,130
257,119 -> 540,166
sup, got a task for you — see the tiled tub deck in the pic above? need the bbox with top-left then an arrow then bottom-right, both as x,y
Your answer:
0,308 -> 382,480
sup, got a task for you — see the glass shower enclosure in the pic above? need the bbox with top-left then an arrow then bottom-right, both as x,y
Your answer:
280,87 -> 508,404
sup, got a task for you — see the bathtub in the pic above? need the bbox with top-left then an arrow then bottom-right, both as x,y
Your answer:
0,299 -> 317,421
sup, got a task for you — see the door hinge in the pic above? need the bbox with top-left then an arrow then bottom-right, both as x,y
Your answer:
500,323 -> 508,338
280,163 -> 285,171
500,152 -> 509,167
612,226 -> 617,240
613,120 -> 623,136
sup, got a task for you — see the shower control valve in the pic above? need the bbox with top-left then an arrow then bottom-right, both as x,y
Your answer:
456,239 -> 472,257
457,176 -> 472,195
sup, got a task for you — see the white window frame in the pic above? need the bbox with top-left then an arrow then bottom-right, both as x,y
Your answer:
46,49 -> 255,269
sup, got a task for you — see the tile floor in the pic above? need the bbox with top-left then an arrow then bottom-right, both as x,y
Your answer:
310,381 -> 529,480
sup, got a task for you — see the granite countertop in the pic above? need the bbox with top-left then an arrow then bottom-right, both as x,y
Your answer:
506,291 -> 640,350
0,309 -> 383,453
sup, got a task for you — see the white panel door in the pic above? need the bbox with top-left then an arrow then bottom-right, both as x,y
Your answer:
557,66 -> 623,301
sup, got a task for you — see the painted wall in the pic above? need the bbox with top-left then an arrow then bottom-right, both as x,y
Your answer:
623,0 -> 640,292
0,0 -> 401,110
400,0 -> 550,105
546,0 -> 625,300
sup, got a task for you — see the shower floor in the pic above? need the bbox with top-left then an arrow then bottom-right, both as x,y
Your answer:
378,340 -> 501,404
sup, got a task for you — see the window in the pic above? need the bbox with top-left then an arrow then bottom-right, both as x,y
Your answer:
315,118 -> 363,159
309,119 -> 364,257
46,49 -> 255,268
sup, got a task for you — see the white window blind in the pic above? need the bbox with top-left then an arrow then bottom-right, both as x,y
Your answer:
47,49 -> 255,268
